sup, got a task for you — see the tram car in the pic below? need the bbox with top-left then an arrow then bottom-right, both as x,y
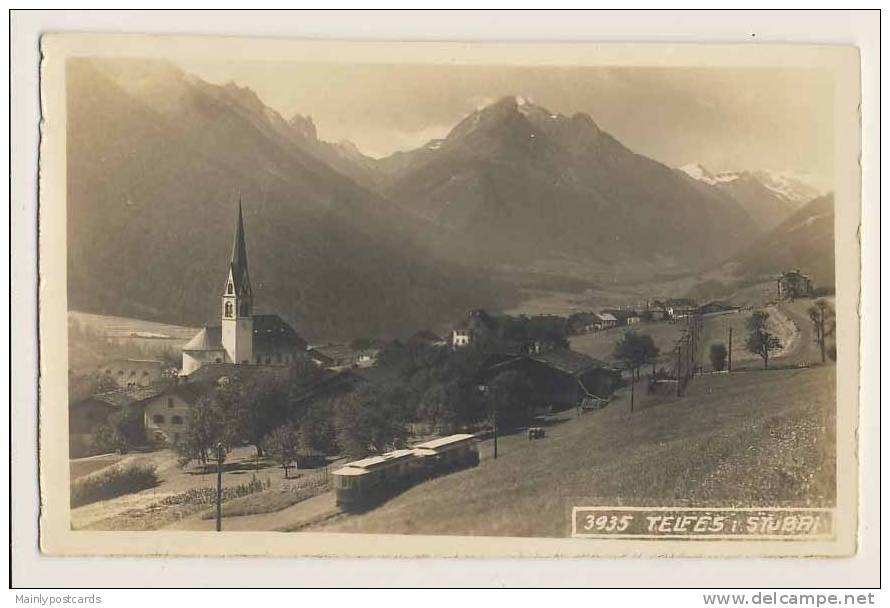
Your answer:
332,449 -> 417,510
411,433 -> 480,474
332,434 -> 479,510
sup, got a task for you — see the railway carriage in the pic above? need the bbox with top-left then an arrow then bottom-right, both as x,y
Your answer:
333,434 -> 480,510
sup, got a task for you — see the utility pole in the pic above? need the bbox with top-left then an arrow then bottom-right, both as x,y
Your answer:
728,327 -> 733,373
629,366 -> 635,413
676,345 -> 682,397
492,401 -> 498,460
215,442 -> 224,532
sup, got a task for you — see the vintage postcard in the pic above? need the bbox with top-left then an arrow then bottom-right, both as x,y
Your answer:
38,34 -> 861,557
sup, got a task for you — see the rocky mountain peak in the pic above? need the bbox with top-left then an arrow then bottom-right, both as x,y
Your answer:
288,113 -> 318,141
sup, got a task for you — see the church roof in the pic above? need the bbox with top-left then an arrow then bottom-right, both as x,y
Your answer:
182,325 -> 223,352
228,199 -> 252,297
253,314 -> 307,353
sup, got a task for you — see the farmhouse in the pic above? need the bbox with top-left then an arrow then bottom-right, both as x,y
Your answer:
450,309 -> 498,348
142,383 -> 203,446
477,349 -> 621,411
69,384 -> 167,457
602,309 -> 641,327
308,343 -> 380,369
181,202 -> 307,375
97,358 -> 167,388
593,312 -> 618,331
777,269 -> 814,300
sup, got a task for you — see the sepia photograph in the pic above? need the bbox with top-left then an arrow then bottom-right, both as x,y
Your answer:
34,33 -> 862,559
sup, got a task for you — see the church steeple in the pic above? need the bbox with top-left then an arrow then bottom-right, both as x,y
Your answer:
221,198 -> 255,365
228,198 -> 252,300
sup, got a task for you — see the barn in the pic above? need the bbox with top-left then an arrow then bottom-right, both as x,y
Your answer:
477,349 -> 621,412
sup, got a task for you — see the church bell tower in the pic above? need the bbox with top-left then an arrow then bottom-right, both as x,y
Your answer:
221,199 -> 255,364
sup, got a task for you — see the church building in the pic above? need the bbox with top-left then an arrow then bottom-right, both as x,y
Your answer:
181,202 -> 307,376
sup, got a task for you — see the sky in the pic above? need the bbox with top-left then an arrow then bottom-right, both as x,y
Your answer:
176,60 -> 835,190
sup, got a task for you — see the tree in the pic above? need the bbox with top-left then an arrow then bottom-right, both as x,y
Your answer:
175,395 -> 229,468
709,343 -> 728,372
613,331 -> 660,379
92,422 -> 126,454
92,405 -> 144,454
334,384 -> 409,458
487,370 -> 534,430
745,311 -> 783,369
418,380 -> 470,434
216,374 -> 290,457
264,423 -> 299,479
296,402 -> 338,457
808,299 -> 836,363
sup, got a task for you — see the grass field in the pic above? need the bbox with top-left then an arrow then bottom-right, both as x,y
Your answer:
311,363 -> 835,537
569,319 -> 686,367
68,310 -> 197,374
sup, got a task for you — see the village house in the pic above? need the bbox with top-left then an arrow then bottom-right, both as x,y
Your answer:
69,384 -> 168,457
96,358 -> 167,388
777,269 -> 814,300
308,343 -> 379,370
181,201 -> 307,376
476,349 -> 622,412
593,312 -> 619,331
141,383 -> 203,446
602,309 -> 641,327
450,309 -> 498,348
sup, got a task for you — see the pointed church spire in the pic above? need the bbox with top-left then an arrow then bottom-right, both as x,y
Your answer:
229,197 -> 251,297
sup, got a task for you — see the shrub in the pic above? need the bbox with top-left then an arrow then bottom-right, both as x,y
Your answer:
70,461 -> 158,507
709,343 -> 728,372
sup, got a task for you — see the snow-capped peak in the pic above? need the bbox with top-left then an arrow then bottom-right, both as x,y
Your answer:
679,163 -> 742,186
752,170 -> 823,204
679,163 -> 713,182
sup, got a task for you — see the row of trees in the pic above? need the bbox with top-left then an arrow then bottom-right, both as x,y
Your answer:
173,340 -> 540,473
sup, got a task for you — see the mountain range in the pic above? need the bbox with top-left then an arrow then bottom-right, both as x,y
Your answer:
727,193 -> 835,288
66,60 -> 833,340
66,59 -> 512,340
677,163 -> 821,232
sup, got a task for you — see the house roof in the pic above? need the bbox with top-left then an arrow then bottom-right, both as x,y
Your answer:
602,309 -> 640,321
181,362 -> 239,384
182,325 -> 224,352
595,312 -> 618,322
90,384 -> 169,408
253,314 -> 306,353
528,349 -> 608,376
309,343 -> 356,363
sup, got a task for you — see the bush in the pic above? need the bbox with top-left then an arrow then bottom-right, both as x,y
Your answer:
70,461 -> 158,507
709,343 -> 728,372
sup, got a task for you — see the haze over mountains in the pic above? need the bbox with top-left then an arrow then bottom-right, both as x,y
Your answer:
67,59 -> 511,340
67,60 -> 833,339
677,163 -> 822,232
727,193 -> 835,289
